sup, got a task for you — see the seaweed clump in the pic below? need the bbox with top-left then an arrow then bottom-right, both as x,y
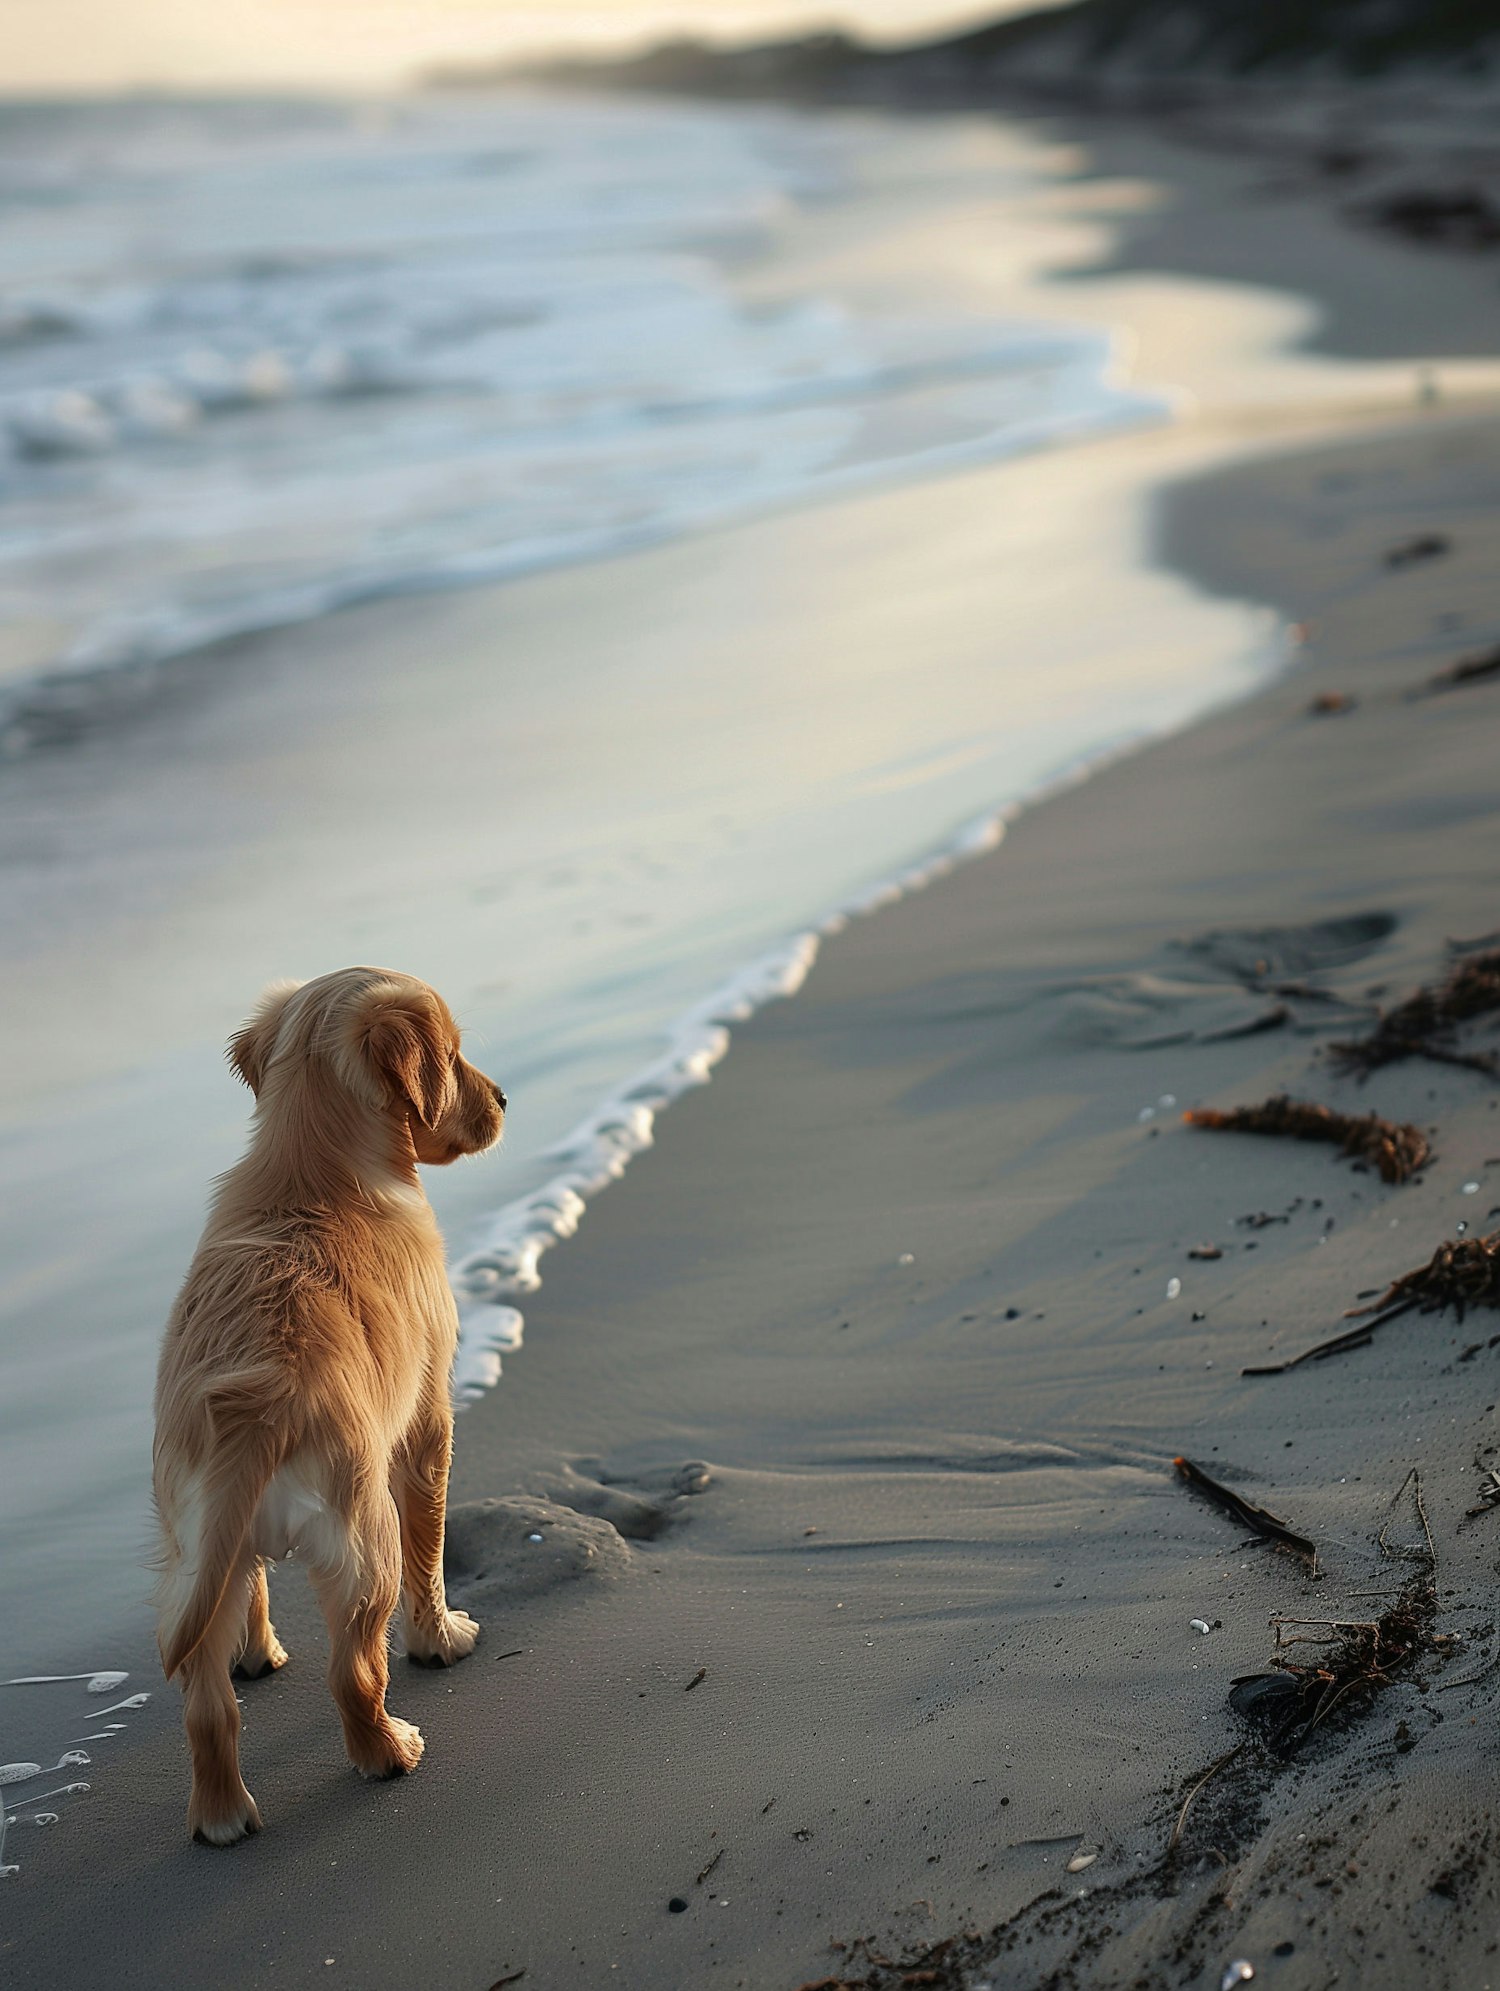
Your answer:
1228,1573 -> 1436,1757
1351,1226 -> 1500,1325
1370,188 -> 1500,251
1329,949 -> 1500,1078
1231,1470 -> 1439,1757
1184,1096 -> 1431,1184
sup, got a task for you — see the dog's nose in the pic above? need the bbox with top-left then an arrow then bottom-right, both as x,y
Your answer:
493,1081 -> 507,1113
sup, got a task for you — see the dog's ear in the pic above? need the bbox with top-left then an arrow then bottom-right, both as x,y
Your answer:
359,987 -> 457,1130
227,980 -> 302,1097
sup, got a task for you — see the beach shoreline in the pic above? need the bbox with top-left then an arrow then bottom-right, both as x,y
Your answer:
11,400 -> 1500,1990
4,92 -> 1500,1991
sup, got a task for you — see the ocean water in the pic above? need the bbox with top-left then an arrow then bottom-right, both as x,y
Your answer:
0,89 -> 1161,732
0,89 -> 1290,1697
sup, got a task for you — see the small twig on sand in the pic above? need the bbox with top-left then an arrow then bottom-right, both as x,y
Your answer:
1269,1614 -> 1382,1651
1384,532 -> 1451,569
1184,1096 -> 1431,1184
1330,950 -> 1500,1079
1242,1302 -> 1413,1375
1421,641 -> 1500,695
685,1667 -> 707,1692
1174,1456 -> 1319,1571
1380,1466 -> 1437,1574
1168,1744 -> 1245,1855
696,1847 -> 723,1887
1246,1229 -> 1500,1374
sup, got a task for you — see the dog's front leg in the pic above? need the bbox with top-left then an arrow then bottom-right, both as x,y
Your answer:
394,1402 -> 479,1668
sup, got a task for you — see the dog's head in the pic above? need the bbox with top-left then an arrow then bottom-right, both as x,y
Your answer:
229,967 -> 506,1170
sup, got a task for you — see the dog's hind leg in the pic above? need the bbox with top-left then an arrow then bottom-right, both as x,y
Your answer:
181,1557 -> 264,1846
394,1402 -> 479,1669
234,1558 -> 289,1680
309,1483 -> 424,1780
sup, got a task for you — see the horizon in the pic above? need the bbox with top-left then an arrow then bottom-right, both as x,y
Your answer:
0,0 -> 1065,97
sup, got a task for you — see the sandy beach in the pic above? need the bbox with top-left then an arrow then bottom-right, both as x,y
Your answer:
4,90 -> 1500,1991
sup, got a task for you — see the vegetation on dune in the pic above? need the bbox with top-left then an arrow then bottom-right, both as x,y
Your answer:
482,0 -> 1500,93
940,0 -> 1500,78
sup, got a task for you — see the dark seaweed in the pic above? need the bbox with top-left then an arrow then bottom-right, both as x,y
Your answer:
1329,950 -> 1500,1078
1349,1227 -> 1500,1324
1185,1096 -> 1431,1184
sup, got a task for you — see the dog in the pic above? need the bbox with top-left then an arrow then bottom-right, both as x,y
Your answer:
152,967 -> 505,1845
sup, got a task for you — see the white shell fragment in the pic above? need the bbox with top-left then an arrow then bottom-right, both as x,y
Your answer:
1190,1619 -> 1213,1635
1221,1963 -> 1255,1990
1066,1845 -> 1100,1873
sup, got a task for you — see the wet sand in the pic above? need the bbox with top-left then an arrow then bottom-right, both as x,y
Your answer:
6,119 -> 1500,1991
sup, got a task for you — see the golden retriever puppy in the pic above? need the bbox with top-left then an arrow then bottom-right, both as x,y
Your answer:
152,967 -> 505,1846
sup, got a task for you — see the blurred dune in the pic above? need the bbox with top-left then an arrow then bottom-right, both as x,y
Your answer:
454,0 -> 1500,96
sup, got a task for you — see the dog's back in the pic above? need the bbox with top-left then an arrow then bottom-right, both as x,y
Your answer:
153,1192 -> 447,1673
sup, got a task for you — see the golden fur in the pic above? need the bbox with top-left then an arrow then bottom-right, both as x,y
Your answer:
152,967 -> 505,1846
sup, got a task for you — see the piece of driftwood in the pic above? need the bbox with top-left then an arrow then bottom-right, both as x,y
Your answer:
1174,1456 -> 1319,1570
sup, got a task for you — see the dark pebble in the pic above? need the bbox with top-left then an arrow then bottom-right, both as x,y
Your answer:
668,1898 -> 688,1914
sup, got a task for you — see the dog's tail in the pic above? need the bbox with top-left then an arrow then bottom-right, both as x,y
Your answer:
157,1390 -> 284,1683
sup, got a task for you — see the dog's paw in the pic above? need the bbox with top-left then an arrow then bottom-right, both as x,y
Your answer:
350,1716 -> 425,1780
189,1785 -> 263,1847
234,1636 -> 289,1680
405,1608 -> 480,1669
